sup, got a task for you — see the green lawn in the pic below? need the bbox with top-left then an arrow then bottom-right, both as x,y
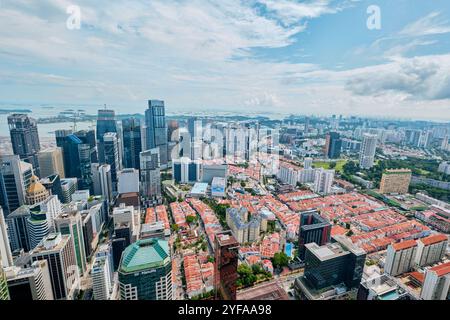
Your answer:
313,160 -> 348,173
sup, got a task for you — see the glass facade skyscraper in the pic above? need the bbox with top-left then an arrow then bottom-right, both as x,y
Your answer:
145,100 -> 168,168
122,117 -> 142,170
97,110 -> 118,164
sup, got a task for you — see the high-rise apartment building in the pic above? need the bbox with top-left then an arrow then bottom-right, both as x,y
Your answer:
420,262 -> 450,300
118,238 -> 173,300
415,234 -> 448,267
8,114 -> 41,175
313,168 -> 334,195
359,133 -> 377,169
385,240 -> 418,276
37,148 -> 65,179
379,169 -> 412,194
145,100 -> 168,168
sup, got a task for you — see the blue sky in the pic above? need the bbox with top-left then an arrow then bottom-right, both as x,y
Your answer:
0,0 -> 450,120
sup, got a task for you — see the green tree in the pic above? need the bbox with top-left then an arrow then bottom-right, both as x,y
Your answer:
271,252 -> 289,269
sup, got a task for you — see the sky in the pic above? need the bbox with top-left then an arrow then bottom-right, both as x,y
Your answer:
0,0 -> 450,120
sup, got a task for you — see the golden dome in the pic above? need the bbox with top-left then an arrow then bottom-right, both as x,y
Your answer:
27,175 -> 47,195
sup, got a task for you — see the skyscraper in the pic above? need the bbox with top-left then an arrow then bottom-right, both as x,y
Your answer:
145,100 -> 168,167
0,260 -> 9,300
313,168 -> 334,195
140,148 -> 161,200
298,210 -> 332,260
54,211 -> 87,275
37,147 -> 65,179
324,132 -> 342,159
55,131 -> 94,192
92,164 -> 113,206
6,206 -> 31,252
0,155 -> 33,217
118,238 -> 173,300
96,109 -> 118,164
103,133 -> 121,191
4,260 -> 54,300
0,207 -> 13,268
30,233 -> 79,300
122,117 -> 142,170
359,133 -> 377,169
214,231 -> 239,300
7,114 -> 41,175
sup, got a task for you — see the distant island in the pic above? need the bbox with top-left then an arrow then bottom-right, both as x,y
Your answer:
0,108 -> 32,114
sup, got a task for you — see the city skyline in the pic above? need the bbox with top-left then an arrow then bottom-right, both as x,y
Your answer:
0,1 -> 450,120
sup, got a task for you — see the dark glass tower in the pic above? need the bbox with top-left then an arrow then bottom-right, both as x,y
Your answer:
96,109 -> 117,164
325,132 -> 342,159
122,117 -> 142,170
145,100 -> 168,167
298,210 -> 332,260
7,114 -> 41,175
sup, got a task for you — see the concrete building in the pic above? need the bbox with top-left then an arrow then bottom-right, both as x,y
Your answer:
91,164 -> 113,206
4,260 -> 54,300
54,211 -> 87,274
379,169 -> 412,194
25,175 -> 50,206
118,238 -> 173,300
92,255 -> 112,300
172,157 -> 202,184
0,259 -> 9,300
0,208 -> 13,268
420,262 -> 450,300
211,177 -> 226,198
112,204 -> 138,238
117,168 -> 140,194
226,207 -> 261,244
313,168 -> 334,195
37,148 -> 65,179
30,233 -> 79,300
140,148 -> 161,200
359,133 -> 377,169
60,178 -> 78,204
415,234 -> 448,267
385,240 -> 418,276
202,164 -> 227,184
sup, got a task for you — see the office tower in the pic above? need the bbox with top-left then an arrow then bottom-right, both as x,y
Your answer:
226,207 -> 261,244
324,132 -> 342,159
97,109 -> 117,164
6,206 -> 31,252
56,131 -> 93,192
140,148 -> 161,200
214,231 -> 239,300
298,210 -> 332,260
118,238 -> 173,300
40,174 -> 63,203
39,195 -> 62,230
30,233 -> 79,300
202,164 -> 227,184
385,240 -> 418,276
60,178 -> 77,204
415,234 -> 448,267
122,118 -> 142,170
359,133 -> 377,169
91,163 -> 113,206
420,261 -> 450,300
0,155 -> 33,217
379,169 -> 412,194
103,133 -> 121,191
112,235 -> 129,271
54,211 -> 87,274
92,255 -> 112,300
0,260 -> 9,300
37,148 -> 65,179
172,157 -> 202,184
167,120 -> 179,142
117,169 -> 140,194
7,114 -> 41,175
313,168 -> 334,195
4,260 -> 54,300
301,239 -> 366,292
188,117 -> 203,160
145,100 -> 168,167
25,175 -> 50,205
113,204 -> 137,237
0,208 -> 13,267
27,208 -> 50,250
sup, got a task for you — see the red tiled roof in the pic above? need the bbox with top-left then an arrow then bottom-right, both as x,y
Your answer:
430,262 -> 450,277
420,234 -> 448,246
392,239 -> 417,251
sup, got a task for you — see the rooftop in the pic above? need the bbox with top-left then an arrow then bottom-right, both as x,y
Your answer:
391,240 -> 418,251
119,238 -> 170,273
419,234 -> 448,246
